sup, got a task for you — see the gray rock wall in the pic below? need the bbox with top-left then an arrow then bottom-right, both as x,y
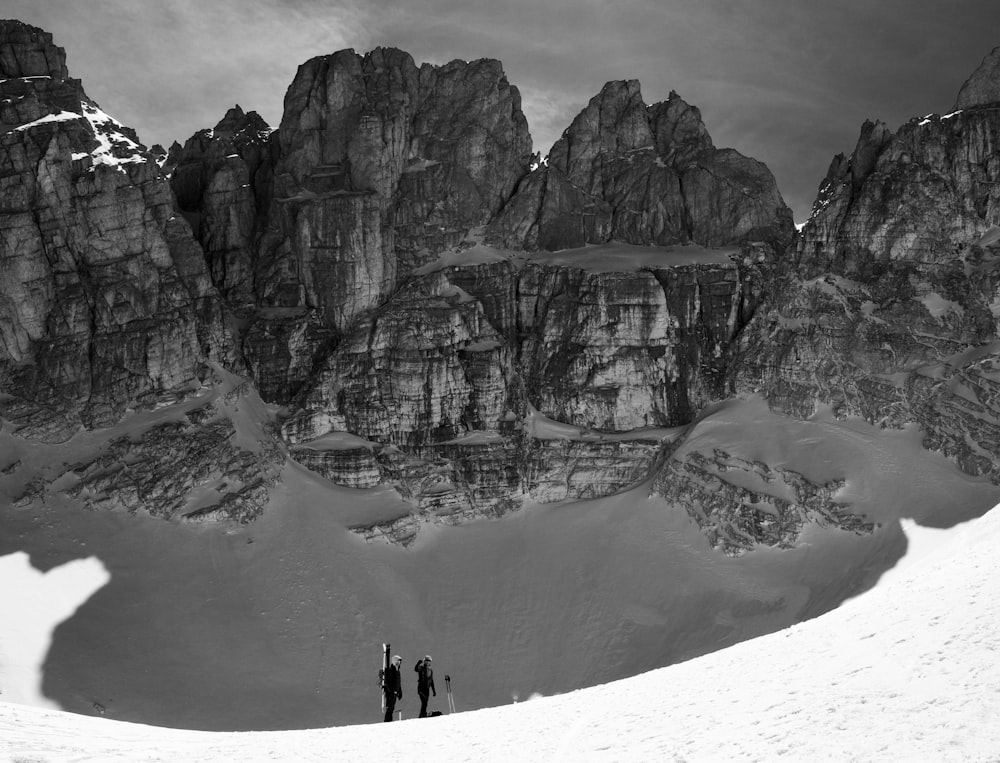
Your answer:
0,23 -> 231,441
733,70 -> 1000,483
252,47 -> 533,333
487,82 -> 794,251
2,20 -> 895,553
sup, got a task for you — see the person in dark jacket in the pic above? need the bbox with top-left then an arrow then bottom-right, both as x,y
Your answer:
383,654 -> 403,722
414,655 -> 437,718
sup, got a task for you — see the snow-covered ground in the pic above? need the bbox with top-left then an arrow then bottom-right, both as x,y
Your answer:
2,396 -> 999,759
0,554 -> 108,708
2,503 -> 998,761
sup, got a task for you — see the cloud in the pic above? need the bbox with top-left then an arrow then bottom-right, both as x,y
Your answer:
7,0 -> 375,146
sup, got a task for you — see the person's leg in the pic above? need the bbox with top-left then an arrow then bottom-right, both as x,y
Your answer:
419,691 -> 429,717
384,694 -> 396,722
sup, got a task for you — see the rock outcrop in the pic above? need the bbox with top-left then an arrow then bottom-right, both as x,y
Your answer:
487,82 -> 794,252
0,19 -> 68,79
282,269 -> 513,447
518,247 -> 763,430
652,447 -> 875,557
0,21 -> 231,441
253,48 -> 533,334
955,46 -> 1000,110
0,21 -> 276,521
167,105 -> 275,305
733,60 -> 1000,483
1,20 -> 888,553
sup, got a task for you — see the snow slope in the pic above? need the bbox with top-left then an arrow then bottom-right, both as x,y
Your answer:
1,396 -> 998,735
2,503 -> 998,761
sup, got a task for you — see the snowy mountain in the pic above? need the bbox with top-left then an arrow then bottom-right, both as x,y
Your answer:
3,17 -> 1000,754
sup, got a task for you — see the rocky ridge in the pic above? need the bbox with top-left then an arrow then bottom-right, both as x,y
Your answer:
0,21 -> 276,521
652,447 -> 873,557
487,82 -> 792,251
7,18 -> 980,555
732,51 -> 1000,484
149,37 -> 807,551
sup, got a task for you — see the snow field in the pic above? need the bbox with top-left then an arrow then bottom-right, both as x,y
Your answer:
1,507 -> 998,761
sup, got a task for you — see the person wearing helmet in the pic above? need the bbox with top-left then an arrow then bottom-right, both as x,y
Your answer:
383,654 -> 403,722
414,655 -> 437,718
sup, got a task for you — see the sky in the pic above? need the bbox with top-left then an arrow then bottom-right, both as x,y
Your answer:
6,0 -> 1000,222
3,497 -> 998,760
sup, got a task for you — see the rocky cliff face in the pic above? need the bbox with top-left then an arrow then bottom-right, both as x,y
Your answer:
0,21 -> 278,520
956,46 -> 1000,111
487,82 -> 794,252
3,19 -> 904,555
167,105 -> 275,306
252,47 -> 533,334
652,446 -> 874,557
518,247 -> 763,430
732,51 -> 1000,483
0,21 -> 229,440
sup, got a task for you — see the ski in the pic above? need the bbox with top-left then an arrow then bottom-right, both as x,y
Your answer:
380,642 -> 390,714
445,674 -> 456,713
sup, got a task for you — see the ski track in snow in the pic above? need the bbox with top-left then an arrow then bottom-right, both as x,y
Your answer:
2,506 -> 999,761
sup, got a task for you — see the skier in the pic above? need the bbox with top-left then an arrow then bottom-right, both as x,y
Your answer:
414,655 -> 437,718
383,654 -> 403,722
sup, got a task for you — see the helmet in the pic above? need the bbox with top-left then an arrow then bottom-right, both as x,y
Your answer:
393,655 -> 401,662
424,655 -> 432,662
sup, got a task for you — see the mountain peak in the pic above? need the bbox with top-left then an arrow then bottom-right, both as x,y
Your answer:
955,45 -> 1000,109
213,104 -> 271,140
0,18 -> 68,79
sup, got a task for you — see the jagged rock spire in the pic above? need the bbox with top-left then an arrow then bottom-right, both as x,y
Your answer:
213,104 -> 271,140
488,78 -> 792,250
